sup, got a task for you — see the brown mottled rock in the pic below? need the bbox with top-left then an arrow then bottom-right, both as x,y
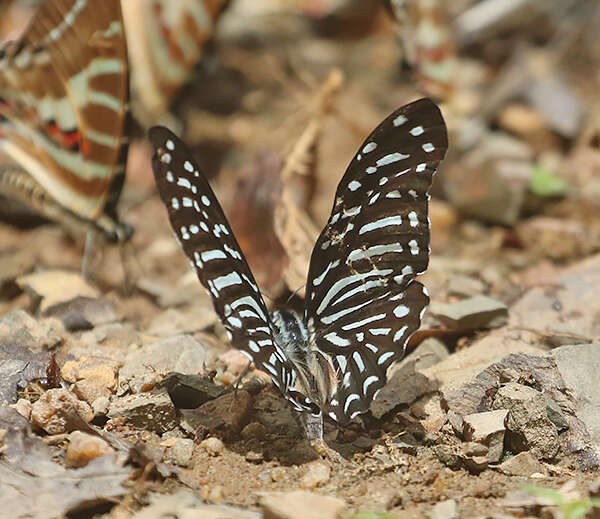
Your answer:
260,490 -> 346,519
180,390 -> 252,440
492,382 -> 559,459
107,390 -> 177,434
30,388 -> 93,434
444,132 -> 533,226
66,431 -> 114,467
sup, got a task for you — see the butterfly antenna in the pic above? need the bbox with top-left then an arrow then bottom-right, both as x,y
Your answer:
286,284 -> 306,306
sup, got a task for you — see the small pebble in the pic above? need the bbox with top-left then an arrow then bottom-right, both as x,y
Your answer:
31,388 -> 93,434
245,450 -> 263,463
300,461 -> 331,489
66,431 -> 114,467
14,398 -> 32,420
171,438 -> 194,467
270,467 -> 286,482
92,396 -> 110,416
200,436 -> 225,456
201,485 -> 224,503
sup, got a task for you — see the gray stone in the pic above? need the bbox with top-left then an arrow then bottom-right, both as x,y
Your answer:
462,409 -> 508,462
447,276 -> 485,298
252,392 -> 301,437
107,390 -> 177,434
45,296 -> 119,331
0,310 -> 63,350
444,133 -> 532,226
159,372 -> 223,409
371,357 -> 437,419
411,338 -> 450,371
497,451 -> 546,477
118,335 -> 207,394
552,343 -> 600,456
180,390 -> 252,440
441,352 -> 598,470
458,441 -> 490,473
431,295 -> 508,331
509,254 -> 600,343
544,395 -> 569,432
492,382 -> 559,459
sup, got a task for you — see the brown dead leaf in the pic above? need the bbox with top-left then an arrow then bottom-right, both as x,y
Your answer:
0,406 -> 132,519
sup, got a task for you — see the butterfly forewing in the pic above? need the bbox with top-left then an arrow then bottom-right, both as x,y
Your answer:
0,0 -> 129,220
305,98 -> 448,422
149,126 -> 305,408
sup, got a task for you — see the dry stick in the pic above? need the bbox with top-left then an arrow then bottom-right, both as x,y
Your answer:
275,69 -> 345,297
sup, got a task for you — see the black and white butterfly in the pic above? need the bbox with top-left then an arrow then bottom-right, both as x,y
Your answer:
149,98 -> 447,437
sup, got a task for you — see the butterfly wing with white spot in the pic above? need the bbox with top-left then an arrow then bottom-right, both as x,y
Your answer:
303,98 -> 448,423
149,126 -> 310,411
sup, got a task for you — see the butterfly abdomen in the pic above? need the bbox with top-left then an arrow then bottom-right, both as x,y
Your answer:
270,308 -> 337,410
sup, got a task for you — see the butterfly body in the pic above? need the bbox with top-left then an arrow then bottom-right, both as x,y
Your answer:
149,98 -> 448,435
270,308 -> 337,416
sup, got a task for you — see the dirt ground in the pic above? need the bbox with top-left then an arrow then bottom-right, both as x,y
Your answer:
1,1 -> 600,518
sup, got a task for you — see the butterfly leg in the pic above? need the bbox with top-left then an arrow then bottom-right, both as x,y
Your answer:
81,231 -> 97,281
233,360 -> 252,390
299,412 -> 344,462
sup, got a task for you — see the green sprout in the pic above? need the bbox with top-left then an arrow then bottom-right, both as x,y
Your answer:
529,165 -> 568,198
523,484 -> 600,519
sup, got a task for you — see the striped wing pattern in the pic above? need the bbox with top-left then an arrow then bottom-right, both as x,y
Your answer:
123,0 -> 230,114
149,98 -> 447,426
305,99 -> 448,422
305,98 -> 447,422
149,126 -> 313,414
0,0 -> 129,221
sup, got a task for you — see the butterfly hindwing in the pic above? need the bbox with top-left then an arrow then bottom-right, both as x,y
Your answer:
304,98 -> 448,422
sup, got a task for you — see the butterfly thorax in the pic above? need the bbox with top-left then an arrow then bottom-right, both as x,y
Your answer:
269,309 -> 336,411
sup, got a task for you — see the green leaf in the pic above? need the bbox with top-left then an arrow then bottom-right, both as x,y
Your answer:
530,165 -> 568,197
